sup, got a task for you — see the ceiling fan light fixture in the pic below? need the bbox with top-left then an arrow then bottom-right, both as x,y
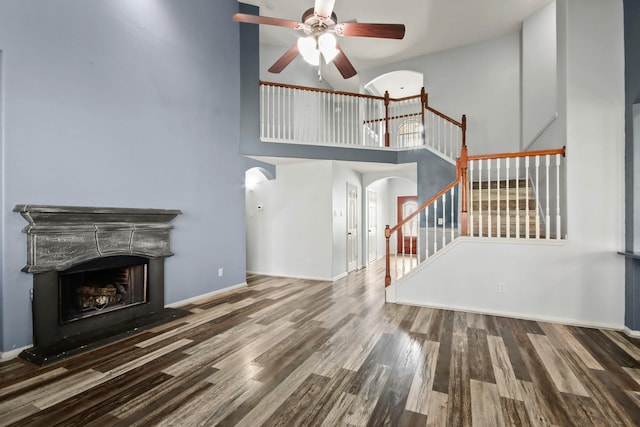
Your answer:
297,36 -> 320,65
317,33 -> 339,63
304,49 -> 321,66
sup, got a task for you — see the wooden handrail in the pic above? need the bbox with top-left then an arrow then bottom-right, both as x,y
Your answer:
260,80 -> 424,103
426,106 -> 463,128
260,80 -> 381,100
385,176 -> 461,287
387,177 -> 462,237
363,112 -> 422,125
467,146 -> 566,161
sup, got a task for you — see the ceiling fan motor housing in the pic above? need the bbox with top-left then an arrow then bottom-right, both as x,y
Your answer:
302,7 -> 338,36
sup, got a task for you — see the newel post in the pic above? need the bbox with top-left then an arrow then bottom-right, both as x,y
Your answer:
384,225 -> 391,287
460,114 -> 469,236
384,91 -> 390,147
420,87 -> 427,143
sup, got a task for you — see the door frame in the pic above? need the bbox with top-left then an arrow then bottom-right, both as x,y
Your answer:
346,183 -> 358,272
397,195 -> 418,254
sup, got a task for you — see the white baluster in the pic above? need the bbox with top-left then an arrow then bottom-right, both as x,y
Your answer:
467,160 -> 475,236
535,156 -> 540,239
478,160 -> 483,237
260,85 -> 265,139
264,85 -> 269,139
433,199 -> 438,252
556,154 -> 561,239
438,117 -> 442,152
496,158 -> 501,237
545,155 -> 551,239
487,158 -> 492,237
425,207 -> 430,258
525,156 -> 530,239
450,186 -> 455,242
515,158 -> 520,238
394,232 -> 398,279
506,157 -> 511,238
417,209 -> 422,264
441,193 -> 446,249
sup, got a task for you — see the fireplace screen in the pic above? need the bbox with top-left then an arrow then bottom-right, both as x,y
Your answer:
59,256 -> 148,323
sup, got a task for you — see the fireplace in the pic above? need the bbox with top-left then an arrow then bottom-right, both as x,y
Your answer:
14,205 -> 186,364
59,256 -> 149,323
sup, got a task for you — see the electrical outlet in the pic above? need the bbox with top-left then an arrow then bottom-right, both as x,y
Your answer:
497,282 -> 507,293
218,268 -> 223,277
437,218 -> 443,225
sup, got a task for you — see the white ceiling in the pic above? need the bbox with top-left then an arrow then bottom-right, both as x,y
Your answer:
240,0 -> 553,91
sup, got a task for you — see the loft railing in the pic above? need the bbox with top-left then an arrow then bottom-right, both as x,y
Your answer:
384,145 -> 566,288
260,81 -> 464,161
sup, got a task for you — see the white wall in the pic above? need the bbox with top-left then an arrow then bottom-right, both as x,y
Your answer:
245,161 -> 334,280
366,179 -> 392,263
246,160 -> 420,280
389,0 -> 626,329
522,1 -> 559,150
360,32 -> 521,155
391,240 -> 622,329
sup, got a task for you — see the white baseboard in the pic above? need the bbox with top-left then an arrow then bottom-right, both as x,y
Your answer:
166,282 -> 247,308
394,298 -> 624,332
1,345 -> 31,362
623,326 -> 640,338
246,271 -> 332,282
332,272 -> 348,281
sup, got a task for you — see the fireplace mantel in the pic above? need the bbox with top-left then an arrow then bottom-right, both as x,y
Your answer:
14,205 -> 182,273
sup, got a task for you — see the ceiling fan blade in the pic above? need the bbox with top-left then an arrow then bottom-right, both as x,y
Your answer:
336,23 -> 406,39
232,13 -> 302,30
314,0 -> 336,20
268,43 -> 300,74
333,46 -> 357,79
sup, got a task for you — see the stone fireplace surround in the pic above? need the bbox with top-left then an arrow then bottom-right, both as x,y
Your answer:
14,204 -> 187,365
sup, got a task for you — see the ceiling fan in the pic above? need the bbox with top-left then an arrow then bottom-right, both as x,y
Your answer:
233,0 -> 405,79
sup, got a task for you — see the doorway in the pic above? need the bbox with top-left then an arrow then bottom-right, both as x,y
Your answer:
347,183 -> 358,272
397,196 -> 418,254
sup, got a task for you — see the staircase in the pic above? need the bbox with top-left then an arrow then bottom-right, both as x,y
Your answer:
470,179 -> 542,238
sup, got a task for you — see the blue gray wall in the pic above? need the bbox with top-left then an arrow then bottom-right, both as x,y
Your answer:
0,0 -> 245,352
624,0 -> 640,330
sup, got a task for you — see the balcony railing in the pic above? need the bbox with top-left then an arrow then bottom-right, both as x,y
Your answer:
260,82 -> 464,162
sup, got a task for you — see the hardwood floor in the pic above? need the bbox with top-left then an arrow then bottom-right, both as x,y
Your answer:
1,259 -> 639,426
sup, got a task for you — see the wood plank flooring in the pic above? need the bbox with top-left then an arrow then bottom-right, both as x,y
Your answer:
1,259 -> 640,426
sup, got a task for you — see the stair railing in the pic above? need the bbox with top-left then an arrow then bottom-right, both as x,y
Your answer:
466,147 -> 566,239
423,89 -> 465,162
384,143 -> 567,288
259,81 -> 464,159
385,135 -> 468,287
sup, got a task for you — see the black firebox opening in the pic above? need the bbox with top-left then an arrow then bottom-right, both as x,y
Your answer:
59,256 -> 149,324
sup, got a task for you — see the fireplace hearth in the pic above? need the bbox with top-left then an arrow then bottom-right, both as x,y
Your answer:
14,205 -> 188,365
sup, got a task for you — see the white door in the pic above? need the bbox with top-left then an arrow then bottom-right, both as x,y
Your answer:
347,184 -> 358,272
367,190 -> 377,263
